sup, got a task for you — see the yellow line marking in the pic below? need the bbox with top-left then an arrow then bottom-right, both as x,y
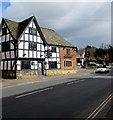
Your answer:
86,93 -> 113,120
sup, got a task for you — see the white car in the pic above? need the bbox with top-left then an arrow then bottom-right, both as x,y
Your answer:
95,66 -> 109,73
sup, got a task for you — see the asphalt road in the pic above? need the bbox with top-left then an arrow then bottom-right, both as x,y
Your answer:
2,71 -> 112,119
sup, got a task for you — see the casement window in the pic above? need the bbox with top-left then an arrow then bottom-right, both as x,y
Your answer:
49,61 -> 57,69
2,41 -> 10,52
2,27 -> 7,36
29,42 -> 37,50
64,61 -> 72,67
51,47 -> 56,52
21,60 -> 31,69
29,27 -> 37,35
66,48 -> 70,55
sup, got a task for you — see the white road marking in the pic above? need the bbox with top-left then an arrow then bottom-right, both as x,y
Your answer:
86,93 -> 113,120
67,80 -> 85,85
15,87 -> 54,99
93,76 -> 111,79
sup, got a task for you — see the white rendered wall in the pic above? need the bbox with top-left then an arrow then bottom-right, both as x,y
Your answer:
45,46 -> 61,70
18,20 -> 45,59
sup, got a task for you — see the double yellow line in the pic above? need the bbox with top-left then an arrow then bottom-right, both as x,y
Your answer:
86,93 -> 113,120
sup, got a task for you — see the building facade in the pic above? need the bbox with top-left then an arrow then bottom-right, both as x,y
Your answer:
0,16 -> 77,79
76,48 -> 85,67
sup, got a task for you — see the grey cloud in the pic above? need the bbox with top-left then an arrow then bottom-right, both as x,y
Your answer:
5,2 -> 111,48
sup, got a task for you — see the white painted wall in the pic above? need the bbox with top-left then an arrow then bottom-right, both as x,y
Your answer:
12,61 -> 15,70
34,36 -> 36,42
4,61 -> 7,70
7,61 -> 11,70
10,42 -> 14,49
18,19 -> 45,59
29,21 -> 32,27
44,46 -> 61,69
18,50 -> 23,57
17,60 -> 21,70
34,51 -> 36,58
25,34 -> 28,40
57,64 -> 60,69
17,65 -> 21,70
30,61 -> 38,70
0,44 -> 1,51
18,42 -> 23,49
6,52 -> 10,58
25,28 -> 29,33
2,53 -> 5,59
24,50 -> 28,58
29,51 -> 32,58
0,61 -> 3,70
2,36 -> 5,42
6,34 -> 10,41
24,42 -> 28,49
11,51 -> 14,58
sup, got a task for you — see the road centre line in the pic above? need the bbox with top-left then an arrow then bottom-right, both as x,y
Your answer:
67,80 -> 85,85
15,87 -> 54,99
86,93 -> 113,120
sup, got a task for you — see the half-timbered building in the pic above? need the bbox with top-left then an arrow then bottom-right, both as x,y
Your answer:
0,16 -> 77,79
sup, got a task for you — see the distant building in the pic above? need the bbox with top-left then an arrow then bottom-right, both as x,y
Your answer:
76,48 -> 85,66
0,16 -> 77,79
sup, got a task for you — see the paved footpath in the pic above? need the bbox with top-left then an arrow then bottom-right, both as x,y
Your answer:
0,69 -> 94,88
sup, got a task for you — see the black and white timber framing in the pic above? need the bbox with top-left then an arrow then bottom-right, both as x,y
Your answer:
0,16 -> 76,78
0,21 -> 15,71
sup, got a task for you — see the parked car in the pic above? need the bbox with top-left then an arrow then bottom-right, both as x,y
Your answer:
95,66 -> 109,73
87,62 -> 97,66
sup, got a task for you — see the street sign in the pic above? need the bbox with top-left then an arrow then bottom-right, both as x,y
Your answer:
46,53 -> 52,57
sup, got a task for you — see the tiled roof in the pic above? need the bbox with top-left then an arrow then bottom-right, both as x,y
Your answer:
2,16 -> 75,47
41,27 -> 75,47
3,16 -> 34,39
4,18 -> 19,39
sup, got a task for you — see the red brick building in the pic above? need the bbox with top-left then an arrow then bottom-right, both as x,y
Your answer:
60,47 -> 77,71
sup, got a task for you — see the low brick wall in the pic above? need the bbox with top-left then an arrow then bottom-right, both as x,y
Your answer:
45,69 -> 77,76
16,70 -> 38,79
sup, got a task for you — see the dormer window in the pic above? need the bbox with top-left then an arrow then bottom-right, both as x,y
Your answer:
29,27 -> 37,35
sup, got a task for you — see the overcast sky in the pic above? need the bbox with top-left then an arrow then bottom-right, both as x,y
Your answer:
1,0 -> 112,49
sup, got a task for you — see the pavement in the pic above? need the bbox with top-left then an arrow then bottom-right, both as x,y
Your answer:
0,68 -> 94,88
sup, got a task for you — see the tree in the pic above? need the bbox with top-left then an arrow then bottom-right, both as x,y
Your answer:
96,56 -> 102,61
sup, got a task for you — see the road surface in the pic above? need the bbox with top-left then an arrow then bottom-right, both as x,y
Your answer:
2,70 -> 112,119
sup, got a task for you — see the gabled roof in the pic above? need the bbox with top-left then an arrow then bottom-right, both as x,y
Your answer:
18,16 -> 34,39
2,16 -> 75,48
2,16 -> 34,39
40,27 -> 75,48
